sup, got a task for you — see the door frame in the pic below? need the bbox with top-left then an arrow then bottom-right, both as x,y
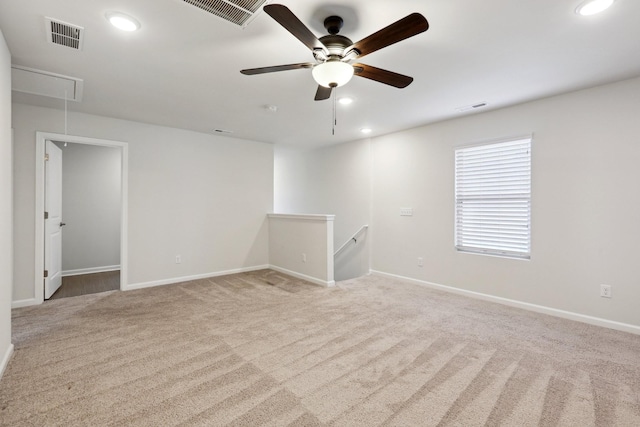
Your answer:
34,131 -> 128,304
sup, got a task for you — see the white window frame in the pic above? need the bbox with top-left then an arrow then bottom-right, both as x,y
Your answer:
454,136 -> 531,259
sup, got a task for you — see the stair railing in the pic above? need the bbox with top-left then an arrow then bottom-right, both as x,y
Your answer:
334,225 -> 369,257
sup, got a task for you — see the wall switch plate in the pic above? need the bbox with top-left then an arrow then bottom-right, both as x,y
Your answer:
400,208 -> 413,216
600,284 -> 611,298
302,253 -> 307,263
175,255 -> 181,264
417,257 -> 424,267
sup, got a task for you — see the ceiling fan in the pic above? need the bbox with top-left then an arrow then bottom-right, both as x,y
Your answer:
240,4 -> 429,101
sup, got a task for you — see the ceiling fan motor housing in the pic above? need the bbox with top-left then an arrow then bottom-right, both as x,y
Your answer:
315,34 -> 353,61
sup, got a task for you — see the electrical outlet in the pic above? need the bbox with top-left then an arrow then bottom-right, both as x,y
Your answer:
302,253 -> 307,263
600,284 -> 611,298
400,208 -> 413,216
417,257 -> 424,267
175,255 -> 181,264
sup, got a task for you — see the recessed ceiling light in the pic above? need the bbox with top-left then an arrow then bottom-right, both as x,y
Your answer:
338,97 -> 354,105
576,0 -> 615,16
106,12 -> 141,32
360,128 -> 372,134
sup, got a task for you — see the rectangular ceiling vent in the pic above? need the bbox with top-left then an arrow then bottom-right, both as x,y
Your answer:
455,102 -> 488,113
182,0 -> 269,27
45,17 -> 84,50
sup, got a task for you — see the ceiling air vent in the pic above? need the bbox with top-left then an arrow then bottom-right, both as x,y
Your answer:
45,17 -> 84,50
455,102 -> 487,113
182,0 -> 269,27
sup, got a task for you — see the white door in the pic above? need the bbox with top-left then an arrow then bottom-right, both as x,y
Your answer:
44,140 -> 63,299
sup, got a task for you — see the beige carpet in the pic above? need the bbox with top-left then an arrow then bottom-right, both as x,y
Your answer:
50,270 -> 120,300
2,270 -> 639,426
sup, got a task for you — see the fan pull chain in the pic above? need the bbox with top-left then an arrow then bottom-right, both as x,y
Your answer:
332,86 -> 337,136
332,89 -> 335,135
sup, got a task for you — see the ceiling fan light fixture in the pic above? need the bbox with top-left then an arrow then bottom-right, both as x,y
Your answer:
106,12 -> 141,31
312,61 -> 354,88
575,0 -> 615,16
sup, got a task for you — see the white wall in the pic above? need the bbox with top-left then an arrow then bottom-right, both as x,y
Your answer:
275,141 -> 371,281
0,29 -> 14,376
53,142 -> 121,273
275,76 -> 640,329
268,213 -> 335,286
13,104 -> 273,301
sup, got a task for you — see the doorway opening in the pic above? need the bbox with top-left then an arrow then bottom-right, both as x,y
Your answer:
49,271 -> 120,300
34,132 -> 128,304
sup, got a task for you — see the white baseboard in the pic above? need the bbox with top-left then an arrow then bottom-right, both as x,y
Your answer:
0,343 -> 14,380
124,265 -> 270,291
371,270 -> 640,336
62,265 -> 120,277
269,265 -> 335,287
11,298 -> 39,309
13,265 -> 320,304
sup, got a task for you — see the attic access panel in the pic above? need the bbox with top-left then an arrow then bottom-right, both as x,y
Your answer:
182,0 -> 268,27
11,66 -> 84,102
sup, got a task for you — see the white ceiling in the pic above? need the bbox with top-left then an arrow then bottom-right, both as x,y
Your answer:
1,0 -> 639,147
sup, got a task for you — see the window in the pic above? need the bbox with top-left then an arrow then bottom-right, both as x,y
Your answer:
455,137 -> 531,259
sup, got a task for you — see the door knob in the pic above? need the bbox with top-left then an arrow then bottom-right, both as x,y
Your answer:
60,222 -> 66,227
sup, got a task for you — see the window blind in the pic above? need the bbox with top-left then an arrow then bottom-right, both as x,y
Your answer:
455,137 -> 531,259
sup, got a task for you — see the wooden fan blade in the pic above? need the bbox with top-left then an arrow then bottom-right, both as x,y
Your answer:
347,13 -> 428,59
353,63 -> 414,88
240,63 -> 314,75
264,4 -> 327,53
314,85 -> 333,101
